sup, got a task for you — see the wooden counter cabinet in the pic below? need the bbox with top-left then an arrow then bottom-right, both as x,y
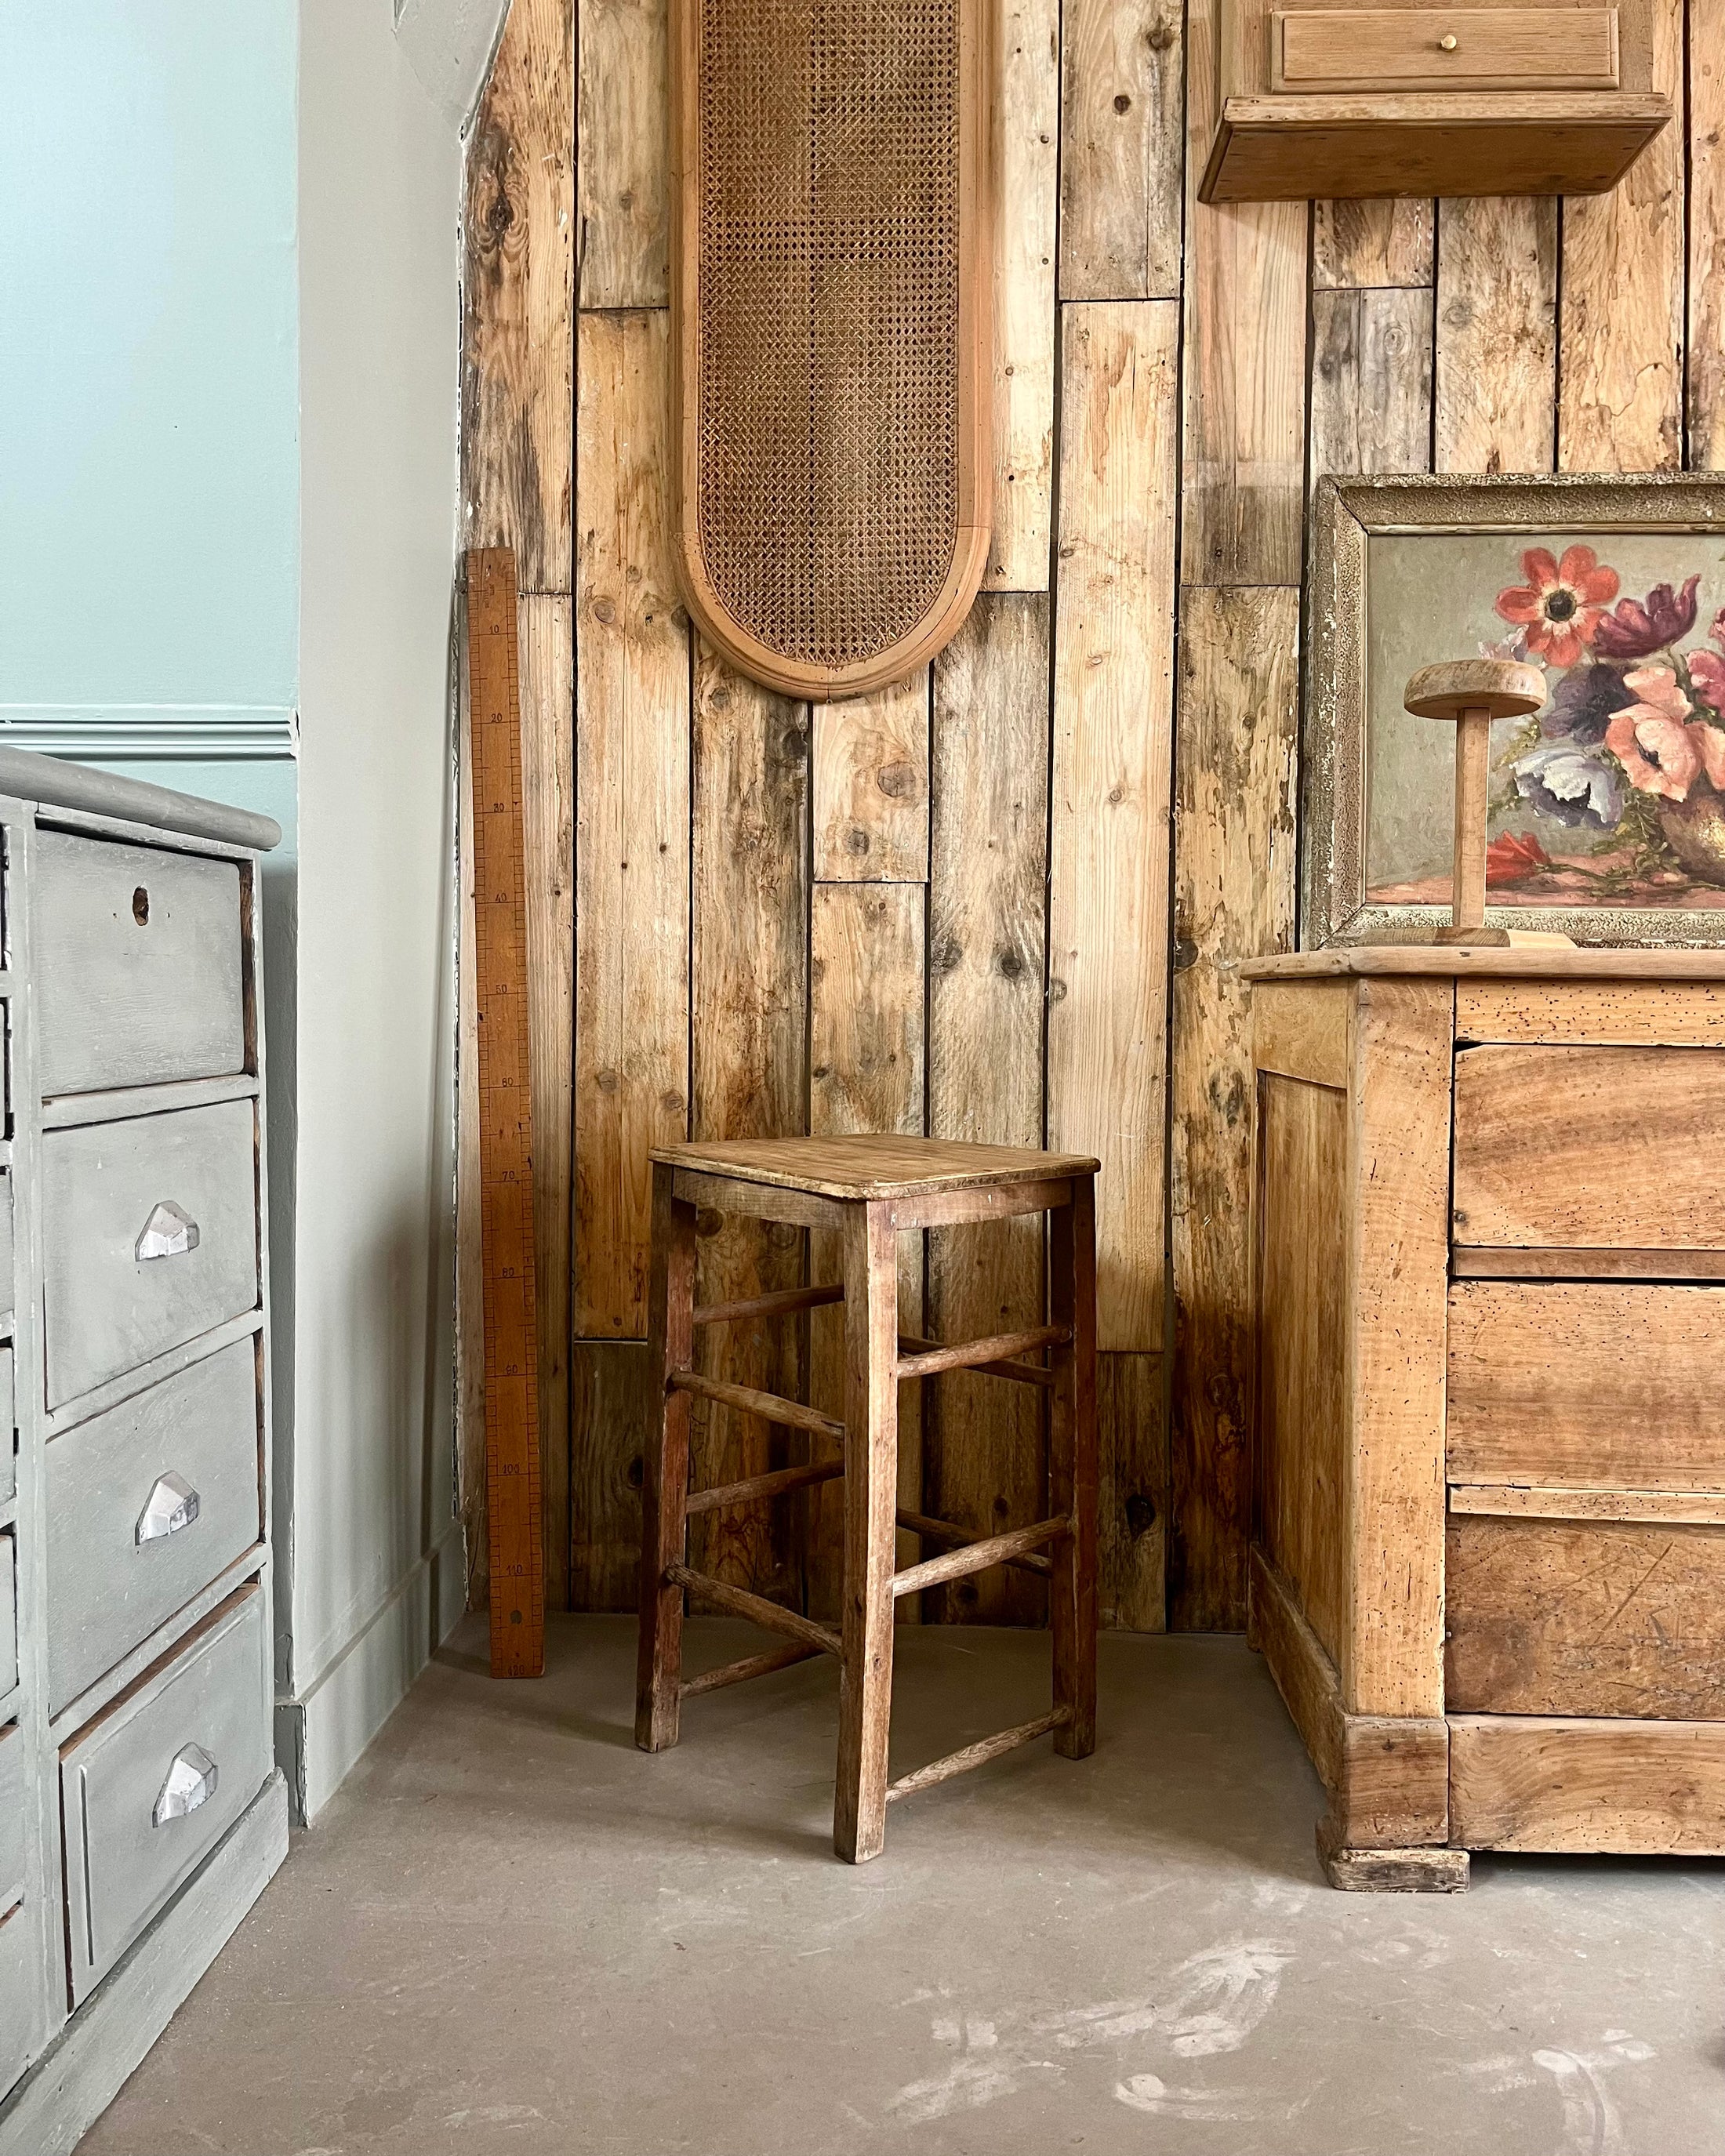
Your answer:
1244,947 -> 1725,1890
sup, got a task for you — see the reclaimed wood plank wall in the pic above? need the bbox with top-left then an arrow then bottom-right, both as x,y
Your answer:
462,0 -> 1719,1630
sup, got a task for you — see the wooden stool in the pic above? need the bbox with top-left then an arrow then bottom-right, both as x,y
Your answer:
634,1136 -> 1100,1863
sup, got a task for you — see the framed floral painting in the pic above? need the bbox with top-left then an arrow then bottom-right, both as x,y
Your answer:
1304,474 -> 1725,947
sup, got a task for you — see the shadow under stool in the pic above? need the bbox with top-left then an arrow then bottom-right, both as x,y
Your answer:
634,1135 -> 1102,1862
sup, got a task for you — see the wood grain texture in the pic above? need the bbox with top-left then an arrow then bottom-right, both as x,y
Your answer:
812,674 -> 931,884
1313,198 -> 1433,289
1456,979 -> 1725,1046
1049,301 -> 1178,1353
1447,1515 -> 1725,1718
457,670 -> 488,1609
807,884 -> 926,1623
1058,0 -> 1184,299
1449,1713 -> 1725,1853
1691,0 -> 1725,466
578,0 -> 669,306
1254,1073 -> 1350,1668
1309,288 -> 1433,488
1448,1280 -> 1725,1488
520,597 -> 575,1608
1434,198 -> 1556,474
989,0 -> 1059,588
927,597 -> 1049,1623
1346,979 -> 1453,1718
688,648 -> 810,1598
1170,587 -> 1300,1631
463,0 -> 575,590
570,1340 -> 652,1610
1453,1046 -> 1725,1250
1181,0 -> 1307,583
1099,1352 -> 1166,1630
1450,1484 -> 1725,1525
1253,978 -> 1352,1089
574,310 -> 691,1338
1559,0 -> 1684,473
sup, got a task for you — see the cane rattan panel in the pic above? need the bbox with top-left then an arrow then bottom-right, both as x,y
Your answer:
671,0 -> 992,698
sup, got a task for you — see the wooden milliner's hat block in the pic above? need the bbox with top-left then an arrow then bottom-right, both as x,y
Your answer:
1404,659 -> 1545,948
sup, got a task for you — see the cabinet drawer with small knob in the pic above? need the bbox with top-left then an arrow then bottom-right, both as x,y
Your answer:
1270,7 -> 1620,93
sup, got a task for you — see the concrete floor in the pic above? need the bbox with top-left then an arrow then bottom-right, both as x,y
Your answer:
79,1614 -> 1723,2155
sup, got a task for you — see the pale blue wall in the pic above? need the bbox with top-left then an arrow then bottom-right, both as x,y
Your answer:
0,2 -> 300,736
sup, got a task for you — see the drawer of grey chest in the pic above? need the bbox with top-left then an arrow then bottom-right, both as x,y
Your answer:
46,1339 -> 262,1711
34,831 -> 245,1098
61,1583 -> 271,2004
0,1531 -> 13,1701
0,1722 -> 43,2096
42,1098 -> 258,1409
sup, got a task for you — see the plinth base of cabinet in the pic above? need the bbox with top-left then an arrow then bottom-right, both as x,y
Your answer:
1316,1813 -> 1470,1893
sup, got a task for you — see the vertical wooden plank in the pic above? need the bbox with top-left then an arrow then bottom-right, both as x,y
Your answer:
574,309 -> 691,1338
1048,300 -> 1178,1352
1058,0 -> 1184,301
1309,288 -> 1434,488
1558,0 -> 1684,474
688,648 -> 810,1599
1692,0 -> 1725,467
634,1164 -> 695,1745
463,0 -> 576,590
1346,980 -> 1453,1717
989,0 -> 1059,590
1435,199 -> 1558,474
577,0 -> 669,307
806,884 -> 926,1622
1179,0 -> 1307,583
811,675 -> 930,883
569,1341 -> 653,1610
519,596 -> 575,1610
1049,1175 -> 1099,1752
1313,201 -> 1433,290
456,667 -> 488,1610
1169,586 -> 1300,1632
1099,1351 -> 1166,1629
926,596 -> 1050,1624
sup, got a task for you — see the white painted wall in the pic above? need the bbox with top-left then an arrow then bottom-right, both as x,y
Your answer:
285,0 -> 468,1820
394,0 -> 512,132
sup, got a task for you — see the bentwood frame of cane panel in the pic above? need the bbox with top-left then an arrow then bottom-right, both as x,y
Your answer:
634,1136 -> 1100,1864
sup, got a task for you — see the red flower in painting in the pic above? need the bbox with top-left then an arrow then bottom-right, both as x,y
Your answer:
1592,575 -> 1701,660
1690,647 -> 1725,714
1496,546 -> 1621,668
1604,669 -> 1725,800
1485,832 -> 1553,887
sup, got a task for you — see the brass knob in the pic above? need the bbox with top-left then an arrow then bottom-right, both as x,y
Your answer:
1439,31 -> 1458,49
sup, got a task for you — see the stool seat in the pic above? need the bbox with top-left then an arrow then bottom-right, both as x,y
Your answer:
651,1135 -> 1101,1200
635,1136 -> 1099,1863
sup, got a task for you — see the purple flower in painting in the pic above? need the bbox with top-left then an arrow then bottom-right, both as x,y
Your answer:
1592,575 -> 1701,661
1513,742 -> 1624,830
1543,662 -> 1636,745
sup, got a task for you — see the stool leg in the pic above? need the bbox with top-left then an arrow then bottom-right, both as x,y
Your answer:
636,1162 -> 696,1752
1050,1175 -> 1098,1759
834,1199 -> 899,1863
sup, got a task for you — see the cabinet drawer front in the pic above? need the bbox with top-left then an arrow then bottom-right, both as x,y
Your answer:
61,1585 -> 269,2002
0,1533 -> 13,1701
1453,1045 -> 1725,1253
0,1722 -> 24,1901
0,1727 -> 42,2100
0,1348 -> 12,1507
34,833 -> 245,1098
1273,6 -> 1619,91
1448,1281 -> 1725,1486
42,1099 -> 258,1410
46,1341 -> 261,1711
1447,1514 -> 1725,1717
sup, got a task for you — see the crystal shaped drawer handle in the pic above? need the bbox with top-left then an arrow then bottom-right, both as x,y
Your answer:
136,1470 -> 201,1544
136,1200 -> 200,1262
152,1744 -> 219,1827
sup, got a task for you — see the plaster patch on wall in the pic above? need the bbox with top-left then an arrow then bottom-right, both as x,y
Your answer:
394,0 -> 510,133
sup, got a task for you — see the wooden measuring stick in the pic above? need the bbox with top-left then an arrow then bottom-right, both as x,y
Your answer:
465,548 -> 546,1679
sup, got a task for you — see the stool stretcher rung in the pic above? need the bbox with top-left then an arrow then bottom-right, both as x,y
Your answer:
897,1332 -> 1055,1389
680,1641 -> 823,1699
886,1707 -> 1073,1804
669,1368 -> 844,1443
894,1324 -> 1069,1382
891,1515 -> 1070,1599
665,1563 -> 842,1657
693,1281 -> 844,1329
686,1457 -> 843,1516
895,1505 -> 1055,1577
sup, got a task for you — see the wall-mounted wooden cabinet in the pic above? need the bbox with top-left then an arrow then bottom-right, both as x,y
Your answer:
1200,0 -> 1670,203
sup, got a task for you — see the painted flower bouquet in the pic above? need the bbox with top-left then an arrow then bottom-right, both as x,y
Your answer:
1490,546 -> 1725,890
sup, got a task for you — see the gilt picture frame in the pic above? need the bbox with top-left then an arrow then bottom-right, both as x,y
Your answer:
1304,474 -> 1725,949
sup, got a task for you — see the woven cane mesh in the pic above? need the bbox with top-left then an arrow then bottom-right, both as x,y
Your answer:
695,0 -> 961,671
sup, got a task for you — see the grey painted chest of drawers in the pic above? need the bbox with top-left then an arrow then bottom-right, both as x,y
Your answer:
0,750 -> 288,2154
